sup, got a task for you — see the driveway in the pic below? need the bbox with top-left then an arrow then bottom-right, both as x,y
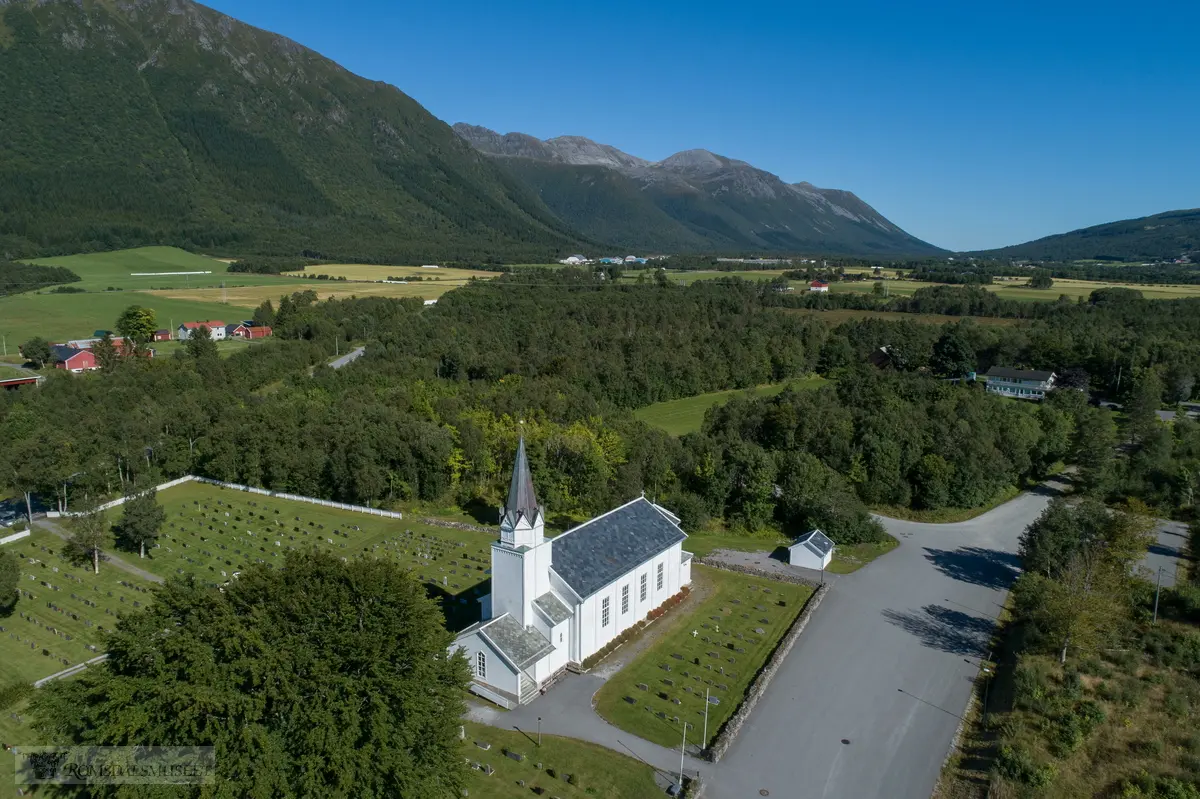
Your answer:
705,482 -> 1062,799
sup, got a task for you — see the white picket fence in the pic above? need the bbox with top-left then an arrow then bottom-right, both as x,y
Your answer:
43,475 -> 402,521
0,529 -> 31,546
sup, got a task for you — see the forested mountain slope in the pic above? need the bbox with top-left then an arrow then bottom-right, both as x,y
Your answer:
454,123 -> 944,256
973,208 -> 1200,262
0,0 -> 585,262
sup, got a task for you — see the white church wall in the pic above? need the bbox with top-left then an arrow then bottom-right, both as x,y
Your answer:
489,545 -> 526,623
575,540 -> 691,662
453,634 -> 518,698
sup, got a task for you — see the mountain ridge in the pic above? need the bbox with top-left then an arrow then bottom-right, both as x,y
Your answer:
0,0 -> 586,262
971,208 -> 1200,262
453,124 -> 944,256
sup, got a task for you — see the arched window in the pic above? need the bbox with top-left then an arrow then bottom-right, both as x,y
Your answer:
476,650 -> 487,679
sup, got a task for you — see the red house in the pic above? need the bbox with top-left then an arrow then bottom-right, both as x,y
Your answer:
153,329 -> 172,342
246,325 -> 273,339
809,280 -> 830,293
51,345 -> 98,372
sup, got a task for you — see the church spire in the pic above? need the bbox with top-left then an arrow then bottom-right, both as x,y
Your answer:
503,436 -> 540,527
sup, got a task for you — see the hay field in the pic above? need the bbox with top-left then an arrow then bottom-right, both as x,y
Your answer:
283,264 -> 501,282
144,280 -> 461,309
0,290 -> 242,343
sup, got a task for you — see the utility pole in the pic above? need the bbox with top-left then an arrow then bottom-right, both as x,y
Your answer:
1153,566 -> 1164,623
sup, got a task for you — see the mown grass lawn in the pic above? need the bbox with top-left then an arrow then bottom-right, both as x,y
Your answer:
634,377 -> 829,436
826,535 -> 900,574
594,566 -> 811,750
461,721 -> 663,798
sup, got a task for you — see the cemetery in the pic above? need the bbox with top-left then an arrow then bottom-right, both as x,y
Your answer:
0,529 -> 157,685
459,721 -> 664,798
137,481 -> 497,627
593,566 -> 813,751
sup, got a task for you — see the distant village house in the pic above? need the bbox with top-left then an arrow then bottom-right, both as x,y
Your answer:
984,367 -> 1056,400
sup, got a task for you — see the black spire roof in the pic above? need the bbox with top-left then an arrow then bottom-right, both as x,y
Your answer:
502,437 -> 540,527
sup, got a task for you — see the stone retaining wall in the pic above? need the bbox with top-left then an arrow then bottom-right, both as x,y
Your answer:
704,578 -> 830,762
694,556 -> 818,588
419,517 -> 494,534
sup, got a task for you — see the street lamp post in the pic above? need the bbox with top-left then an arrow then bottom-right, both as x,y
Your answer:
1153,566 -> 1164,624
678,720 -> 687,791
537,717 -> 542,747
703,688 -> 710,747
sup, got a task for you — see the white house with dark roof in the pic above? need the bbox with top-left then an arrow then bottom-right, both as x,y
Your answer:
452,438 -> 692,707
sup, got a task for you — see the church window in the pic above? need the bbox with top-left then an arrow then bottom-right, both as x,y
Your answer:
476,650 -> 486,679
621,584 -> 630,614
657,563 -> 664,591
640,573 -> 647,601
601,597 -> 610,627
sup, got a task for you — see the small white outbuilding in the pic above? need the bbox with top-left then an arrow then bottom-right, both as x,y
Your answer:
788,529 -> 835,570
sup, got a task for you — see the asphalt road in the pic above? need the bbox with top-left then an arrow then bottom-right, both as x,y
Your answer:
1140,519 -> 1188,589
328,346 -> 365,369
706,483 -> 1063,799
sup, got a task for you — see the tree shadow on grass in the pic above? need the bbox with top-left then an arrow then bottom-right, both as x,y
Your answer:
923,546 -> 1021,591
881,604 -> 994,656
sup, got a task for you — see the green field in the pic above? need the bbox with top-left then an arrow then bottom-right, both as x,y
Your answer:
460,721 -> 662,798
593,566 -> 811,750
27,247 -> 290,291
0,289 -> 242,344
634,377 -> 829,436
0,365 -> 32,379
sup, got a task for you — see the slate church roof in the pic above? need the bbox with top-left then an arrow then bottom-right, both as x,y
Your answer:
551,497 -> 688,598
502,437 -> 541,528
458,613 -> 554,670
532,592 -> 572,625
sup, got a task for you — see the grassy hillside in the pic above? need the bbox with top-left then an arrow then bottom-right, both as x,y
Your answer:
28,246 -> 281,290
0,289 -> 241,343
974,208 -> 1199,262
635,377 -> 828,436
0,0 -> 584,263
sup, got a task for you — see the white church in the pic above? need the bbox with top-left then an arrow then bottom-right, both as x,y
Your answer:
453,438 -> 693,707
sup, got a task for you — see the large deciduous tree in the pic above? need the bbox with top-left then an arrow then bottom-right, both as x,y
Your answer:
116,487 -> 166,558
32,550 -> 471,797
66,506 -> 109,575
19,337 -> 52,369
1016,499 -> 1153,664
0,548 -> 18,615
115,305 -> 157,353
184,324 -> 219,360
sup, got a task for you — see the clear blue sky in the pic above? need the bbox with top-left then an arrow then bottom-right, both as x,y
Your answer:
209,0 -> 1198,251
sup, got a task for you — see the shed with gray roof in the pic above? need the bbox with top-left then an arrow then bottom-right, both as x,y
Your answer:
788,528 -> 835,570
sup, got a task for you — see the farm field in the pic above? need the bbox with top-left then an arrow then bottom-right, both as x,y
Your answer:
0,364 -> 32,379
283,264 -> 501,282
144,279 -> 463,308
834,277 -> 1200,302
136,481 -> 497,629
0,290 -> 243,344
634,377 -> 829,436
782,307 -> 1020,327
28,246 -> 284,290
460,721 -> 663,798
0,529 -> 159,685
593,566 -> 812,750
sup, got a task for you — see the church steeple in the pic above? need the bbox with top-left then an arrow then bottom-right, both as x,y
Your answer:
500,437 -> 544,548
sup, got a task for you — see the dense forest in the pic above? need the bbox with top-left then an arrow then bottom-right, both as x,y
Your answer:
972,207 -> 1199,262
0,261 -> 79,296
5,271 -> 1199,553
